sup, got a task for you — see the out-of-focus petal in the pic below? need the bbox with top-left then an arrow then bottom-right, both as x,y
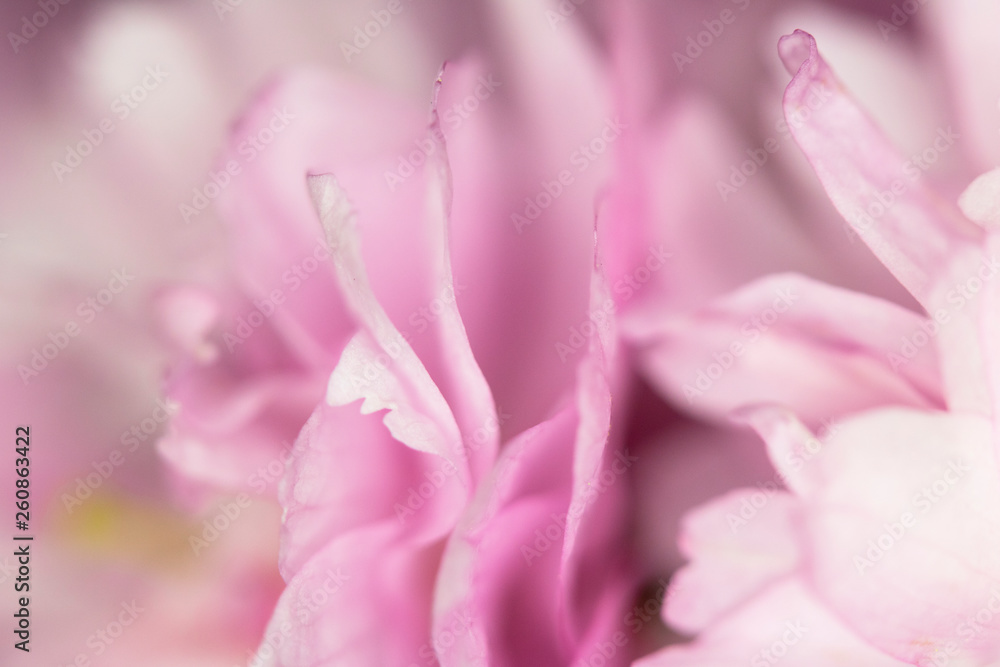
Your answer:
637,579 -> 911,667
959,168 -> 1000,229
258,522 -> 443,667
158,285 -> 327,495
665,489 -> 801,635
631,273 -> 944,428
629,413 -> 777,575
928,0 -> 1000,170
804,409 -> 1000,665
439,0 -> 614,437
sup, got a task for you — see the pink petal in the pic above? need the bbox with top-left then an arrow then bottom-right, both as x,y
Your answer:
804,408 -> 1000,665
557,265 -> 632,645
778,30 -> 982,310
258,523 -> 442,666
632,273 -> 944,428
159,71 -> 439,492
629,413 -> 777,576
959,168 -> 1000,229
437,6 -> 613,438
637,579 -> 910,667
278,402 -> 465,579
982,233 -> 1000,467
928,0 -> 1000,170
310,170 -> 482,482
432,266 -> 632,665
665,489 -> 801,635
159,287 -> 328,494
780,32 -> 1000,416
432,409 -> 579,667
737,405 -> 831,497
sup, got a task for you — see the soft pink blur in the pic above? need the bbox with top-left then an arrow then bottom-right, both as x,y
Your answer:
2,1 -> 994,666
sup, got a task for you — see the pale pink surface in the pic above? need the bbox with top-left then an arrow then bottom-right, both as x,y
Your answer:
12,2 -> 997,666
644,29 -> 1000,667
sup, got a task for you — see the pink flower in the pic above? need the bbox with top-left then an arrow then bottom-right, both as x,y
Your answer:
142,2 -> 999,666
158,5 -> 641,663
641,29 -> 1000,667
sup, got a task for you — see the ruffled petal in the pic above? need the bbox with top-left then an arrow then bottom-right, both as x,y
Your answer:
632,273 -> 944,428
